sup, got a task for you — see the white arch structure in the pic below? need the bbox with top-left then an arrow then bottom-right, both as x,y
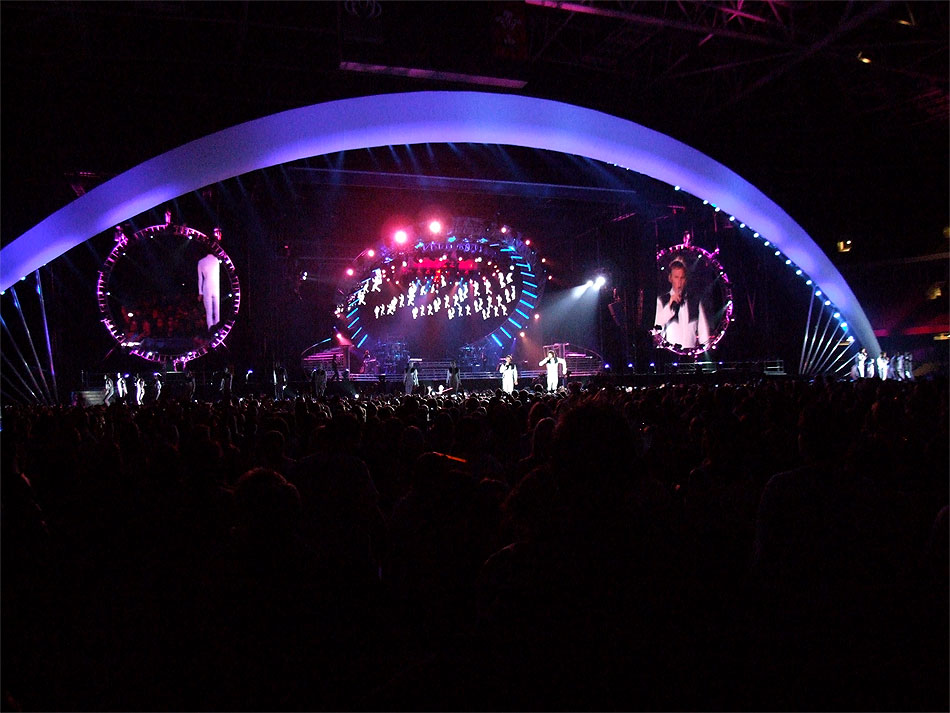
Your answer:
0,91 -> 878,355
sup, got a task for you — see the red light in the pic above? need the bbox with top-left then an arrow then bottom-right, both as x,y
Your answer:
519,331 -> 525,337
548,275 -> 553,281
429,220 -> 442,234
524,239 -> 530,246
346,268 -> 354,276
394,230 -> 408,244
367,249 -> 376,258
541,258 -> 546,263
534,314 -> 540,320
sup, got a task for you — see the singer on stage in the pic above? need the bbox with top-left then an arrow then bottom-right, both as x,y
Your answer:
655,259 -> 710,349
539,349 -> 567,392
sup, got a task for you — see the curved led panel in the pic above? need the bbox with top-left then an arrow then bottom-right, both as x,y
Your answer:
0,91 -> 879,356
335,217 -> 544,356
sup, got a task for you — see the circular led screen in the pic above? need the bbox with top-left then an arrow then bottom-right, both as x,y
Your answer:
97,222 -> 241,365
652,235 -> 733,356
336,217 -> 544,357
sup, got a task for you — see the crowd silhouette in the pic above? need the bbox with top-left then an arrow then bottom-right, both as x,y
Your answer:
2,377 -> 947,711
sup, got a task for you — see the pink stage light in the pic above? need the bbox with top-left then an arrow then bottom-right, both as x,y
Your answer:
346,267 -> 354,276
394,230 -> 408,244
367,249 -> 375,257
534,313 -> 540,320
524,239 -> 530,245
429,220 -> 442,234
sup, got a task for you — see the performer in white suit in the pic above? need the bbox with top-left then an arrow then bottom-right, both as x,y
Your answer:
197,252 -> 221,330
499,355 -> 518,394
539,349 -> 567,392
877,351 -> 889,380
856,348 -> 868,378
134,374 -> 146,406
116,373 -> 128,404
654,259 -> 710,349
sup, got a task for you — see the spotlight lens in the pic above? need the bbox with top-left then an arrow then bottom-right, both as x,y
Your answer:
394,230 -> 408,244
594,276 -> 606,288
429,220 -> 442,234
367,249 -> 375,257
586,280 -> 594,287
519,332 -> 525,337
534,314 -> 540,320
815,290 -> 822,296
346,268 -> 354,276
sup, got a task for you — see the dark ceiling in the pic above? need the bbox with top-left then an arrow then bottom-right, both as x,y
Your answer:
2,0 -> 948,263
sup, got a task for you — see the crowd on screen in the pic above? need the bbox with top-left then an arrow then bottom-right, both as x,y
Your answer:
117,294 -> 207,343
2,377 -> 947,711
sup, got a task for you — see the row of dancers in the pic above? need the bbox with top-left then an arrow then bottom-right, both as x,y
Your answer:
398,349 -> 569,396
102,372 -> 167,406
855,348 -> 913,380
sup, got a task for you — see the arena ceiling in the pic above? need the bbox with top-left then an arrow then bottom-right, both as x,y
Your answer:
2,0 -> 947,267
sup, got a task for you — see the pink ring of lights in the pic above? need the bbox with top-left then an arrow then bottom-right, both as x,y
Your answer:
97,223 -> 241,365
0,91 -> 879,356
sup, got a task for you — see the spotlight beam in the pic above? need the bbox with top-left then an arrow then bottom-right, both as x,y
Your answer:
798,284 -> 817,375
1,350 -> 41,404
813,325 -> 851,375
4,294 -> 50,404
804,308 -> 838,375
34,269 -> 59,404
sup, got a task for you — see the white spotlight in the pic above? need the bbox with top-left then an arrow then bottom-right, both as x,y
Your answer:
594,275 -> 607,289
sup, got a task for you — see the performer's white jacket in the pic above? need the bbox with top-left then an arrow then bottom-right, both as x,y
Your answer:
655,290 -> 710,348
539,356 -> 566,390
500,363 -> 518,393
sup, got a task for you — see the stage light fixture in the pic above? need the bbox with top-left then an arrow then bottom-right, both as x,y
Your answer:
548,275 -> 553,281
127,312 -> 133,318
394,230 -> 408,244
785,259 -> 792,265
534,313 -> 540,320
739,223 -> 745,228
585,279 -> 594,287
346,267 -> 354,276
729,216 -> 736,222
774,250 -> 781,256
833,312 -> 841,319
806,279 -> 813,285
702,200 -> 708,205
796,269 -> 803,275
627,362 -> 634,368
429,220 -> 442,234
519,331 -> 525,337
500,226 -> 508,234
524,239 -> 530,246
594,276 -> 606,289
367,249 -> 375,257
815,290 -> 822,296
714,207 -> 721,213
753,232 -> 760,238
674,185 -> 681,191
824,300 -> 831,306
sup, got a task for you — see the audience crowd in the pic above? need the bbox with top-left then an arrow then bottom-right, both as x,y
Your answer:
2,376 -> 947,711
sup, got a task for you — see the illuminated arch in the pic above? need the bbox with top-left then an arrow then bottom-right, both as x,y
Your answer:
0,91 -> 878,355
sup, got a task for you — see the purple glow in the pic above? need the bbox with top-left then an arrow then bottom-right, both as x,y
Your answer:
0,91 -> 878,354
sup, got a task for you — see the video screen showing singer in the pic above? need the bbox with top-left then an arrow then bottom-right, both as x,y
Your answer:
654,258 -> 710,350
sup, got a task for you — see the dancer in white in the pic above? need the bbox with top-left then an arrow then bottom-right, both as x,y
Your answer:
103,373 -> 115,405
134,374 -> 146,406
539,349 -> 567,392
856,348 -> 868,378
116,373 -> 128,404
877,351 -> 889,380
499,355 -> 518,394
197,252 -> 221,330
